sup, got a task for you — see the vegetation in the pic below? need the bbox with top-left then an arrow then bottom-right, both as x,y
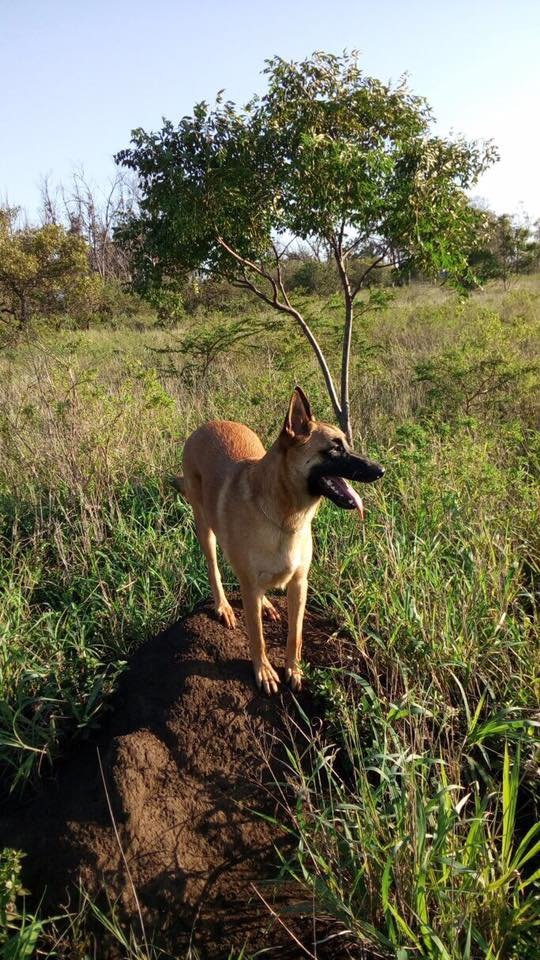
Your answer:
0,210 -> 100,341
471,211 -> 540,288
115,51 -> 498,439
1,46 -> 539,960
0,272 -> 538,956
0,849 -> 44,956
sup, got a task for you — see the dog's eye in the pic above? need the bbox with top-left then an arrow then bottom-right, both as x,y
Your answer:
324,443 -> 341,456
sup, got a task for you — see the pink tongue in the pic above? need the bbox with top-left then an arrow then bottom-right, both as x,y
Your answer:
342,478 -> 364,521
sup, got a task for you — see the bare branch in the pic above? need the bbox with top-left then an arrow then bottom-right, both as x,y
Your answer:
271,235 -> 298,261
39,175 -> 59,225
218,236 -> 342,419
303,236 -> 326,261
351,252 -> 388,299
342,232 -> 368,258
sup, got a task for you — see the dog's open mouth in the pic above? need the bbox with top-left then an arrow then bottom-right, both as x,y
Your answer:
308,452 -> 384,519
317,476 -> 364,517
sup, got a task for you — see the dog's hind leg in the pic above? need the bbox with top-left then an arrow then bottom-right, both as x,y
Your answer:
170,474 -> 186,496
262,596 -> 281,621
193,507 -> 236,629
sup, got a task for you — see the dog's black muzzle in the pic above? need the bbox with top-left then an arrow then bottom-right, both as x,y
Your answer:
309,453 -> 384,489
308,452 -> 385,509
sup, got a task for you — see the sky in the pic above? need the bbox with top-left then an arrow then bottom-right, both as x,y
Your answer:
1,0 -> 539,222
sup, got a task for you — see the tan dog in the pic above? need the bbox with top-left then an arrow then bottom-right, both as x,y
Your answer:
173,387 -> 384,693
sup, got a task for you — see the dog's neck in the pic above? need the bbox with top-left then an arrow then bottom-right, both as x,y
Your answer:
251,445 -> 319,533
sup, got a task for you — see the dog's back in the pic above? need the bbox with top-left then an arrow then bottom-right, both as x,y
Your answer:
175,420 -> 265,517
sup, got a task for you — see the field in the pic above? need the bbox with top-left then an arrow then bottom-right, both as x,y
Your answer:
0,277 -> 539,958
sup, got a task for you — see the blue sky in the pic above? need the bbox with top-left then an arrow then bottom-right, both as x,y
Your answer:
1,0 -> 539,221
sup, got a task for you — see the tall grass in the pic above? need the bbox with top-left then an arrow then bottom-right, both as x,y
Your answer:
0,277 -> 538,956
271,694 -> 539,959
0,361 -> 212,789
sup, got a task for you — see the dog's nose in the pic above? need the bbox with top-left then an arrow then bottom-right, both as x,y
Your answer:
360,460 -> 385,483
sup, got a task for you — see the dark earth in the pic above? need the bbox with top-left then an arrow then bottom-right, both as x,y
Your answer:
0,597 -> 363,959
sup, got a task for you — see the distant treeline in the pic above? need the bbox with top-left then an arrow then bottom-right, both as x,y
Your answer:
1,169 -> 539,341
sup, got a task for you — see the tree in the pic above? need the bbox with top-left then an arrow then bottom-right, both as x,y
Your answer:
39,169 -> 136,282
0,209 -> 98,336
115,51 -> 498,441
468,210 -> 540,288
491,214 -> 536,287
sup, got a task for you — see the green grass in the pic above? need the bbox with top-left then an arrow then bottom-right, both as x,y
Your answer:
270,701 -> 540,959
0,276 -> 538,957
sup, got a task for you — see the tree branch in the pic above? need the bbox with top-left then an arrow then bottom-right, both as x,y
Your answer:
351,252 -> 388,299
332,245 -> 354,441
0,305 -> 16,326
217,236 -> 342,420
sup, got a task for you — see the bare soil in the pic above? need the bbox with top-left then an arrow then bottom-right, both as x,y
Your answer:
0,597 -> 361,959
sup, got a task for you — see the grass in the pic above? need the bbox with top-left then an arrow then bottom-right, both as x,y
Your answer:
0,276 -> 539,957
270,704 -> 540,959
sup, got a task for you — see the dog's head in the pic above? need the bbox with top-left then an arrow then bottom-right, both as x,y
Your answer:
279,386 -> 384,510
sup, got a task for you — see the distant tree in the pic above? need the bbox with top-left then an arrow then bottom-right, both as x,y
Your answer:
116,51 -> 497,441
0,209 -> 98,337
39,170 -> 136,282
470,212 -> 539,287
285,256 -> 340,296
491,214 -> 538,287
532,218 -> 540,272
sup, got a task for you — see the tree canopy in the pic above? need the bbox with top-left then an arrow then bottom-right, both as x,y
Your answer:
0,209 -> 98,337
116,51 -> 498,438
470,211 -> 539,287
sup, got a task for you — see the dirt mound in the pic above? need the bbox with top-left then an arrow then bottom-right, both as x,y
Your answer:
0,598 -> 357,959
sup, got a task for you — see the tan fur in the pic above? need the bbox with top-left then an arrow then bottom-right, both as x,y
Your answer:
175,390 -> 347,693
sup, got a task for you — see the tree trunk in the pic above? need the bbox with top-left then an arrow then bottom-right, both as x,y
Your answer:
340,293 -> 354,444
17,292 -> 29,329
334,249 -> 354,444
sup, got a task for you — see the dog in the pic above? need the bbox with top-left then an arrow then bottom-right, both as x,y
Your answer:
173,387 -> 384,693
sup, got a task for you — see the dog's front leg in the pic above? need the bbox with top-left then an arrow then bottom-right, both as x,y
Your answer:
285,571 -> 308,690
240,582 -> 280,695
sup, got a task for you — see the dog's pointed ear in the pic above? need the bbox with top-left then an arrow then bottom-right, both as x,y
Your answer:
282,386 -> 314,441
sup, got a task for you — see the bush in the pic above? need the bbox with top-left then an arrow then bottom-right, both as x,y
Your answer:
414,309 -> 539,421
0,212 -> 99,341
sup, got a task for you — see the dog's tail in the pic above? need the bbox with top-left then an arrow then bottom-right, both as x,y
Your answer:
168,474 -> 186,496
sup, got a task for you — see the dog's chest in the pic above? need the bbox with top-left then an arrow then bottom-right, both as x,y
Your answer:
255,527 -> 311,589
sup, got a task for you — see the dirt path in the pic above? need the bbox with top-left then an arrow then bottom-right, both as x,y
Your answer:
1,598 -> 359,959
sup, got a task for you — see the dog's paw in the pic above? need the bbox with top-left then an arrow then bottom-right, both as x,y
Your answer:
215,600 -> 236,629
262,597 -> 281,622
254,659 -> 280,695
285,663 -> 302,691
